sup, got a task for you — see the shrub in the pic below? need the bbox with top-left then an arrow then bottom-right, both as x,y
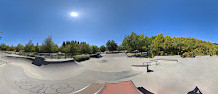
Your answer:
29,54 -> 35,57
73,55 -> 90,62
182,52 -> 191,58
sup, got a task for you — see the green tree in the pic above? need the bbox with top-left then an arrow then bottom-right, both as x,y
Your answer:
60,40 -> 79,55
216,45 -> 218,55
0,43 -> 6,50
151,33 -> 164,57
162,36 -> 172,55
10,45 -> 15,51
66,41 -> 71,45
78,42 -> 90,54
62,41 -> 66,47
100,45 -> 106,52
16,43 -> 24,52
122,32 -> 149,52
68,41 -> 78,55
106,40 -> 118,51
0,32 -> 2,40
40,36 -> 58,53
117,45 -> 123,51
25,40 -> 35,52
6,45 -> 10,51
35,43 -> 40,53
90,45 -> 100,54
122,32 -> 138,52
138,35 -> 149,52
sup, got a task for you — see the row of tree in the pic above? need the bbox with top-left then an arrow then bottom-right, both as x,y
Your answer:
0,36 -> 103,55
0,36 -> 59,53
1,32 -> 218,57
151,34 -> 218,57
121,32 -> 218,57
59,41 -> 100,55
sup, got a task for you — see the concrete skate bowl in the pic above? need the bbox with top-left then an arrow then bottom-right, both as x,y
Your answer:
23,61 -> 82,80
2,65 -> 93,94
2,56 -> 83,80
82,70 -> 142,81
3,56 -> 34,64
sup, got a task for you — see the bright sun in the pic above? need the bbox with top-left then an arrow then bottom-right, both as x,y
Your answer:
70,12 -> 78,17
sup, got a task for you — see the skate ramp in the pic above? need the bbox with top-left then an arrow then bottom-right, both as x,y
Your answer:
3,56 -> 34,64
83,70 -> 142,81
1,55 -> 81,80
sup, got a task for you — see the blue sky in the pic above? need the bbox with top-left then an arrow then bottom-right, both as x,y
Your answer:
0,0 -> 217,46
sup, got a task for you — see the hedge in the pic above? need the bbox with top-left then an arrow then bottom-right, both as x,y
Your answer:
73,55 -> 90,62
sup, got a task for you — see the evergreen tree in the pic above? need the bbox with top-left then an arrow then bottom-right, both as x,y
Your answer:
62,41 -> 66,47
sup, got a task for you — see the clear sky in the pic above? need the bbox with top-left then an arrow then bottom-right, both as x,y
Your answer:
0,0 -> 217,46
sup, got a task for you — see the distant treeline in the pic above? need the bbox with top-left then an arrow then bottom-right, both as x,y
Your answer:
0,32 -> 218,57
0,36 -> 103,55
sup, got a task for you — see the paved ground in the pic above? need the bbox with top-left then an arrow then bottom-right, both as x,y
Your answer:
0,52 -> 218,94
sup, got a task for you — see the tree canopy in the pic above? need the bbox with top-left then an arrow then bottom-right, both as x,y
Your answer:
150,34 -> 218,57
40,36 -> 58,53
122,32 -> 152,52
24,40 -> 35,52
122,32 -> 218,57
0,43 -> 6,50
100,45 -> 106,52
16,43 -> 24,52
106,40 -> 118,51
90,45 -> 100,54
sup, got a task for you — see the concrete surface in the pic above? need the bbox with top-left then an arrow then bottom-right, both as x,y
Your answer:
0,51 -> 218,94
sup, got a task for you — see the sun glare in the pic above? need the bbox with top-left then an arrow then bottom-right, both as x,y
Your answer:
70,12 -> 78,17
